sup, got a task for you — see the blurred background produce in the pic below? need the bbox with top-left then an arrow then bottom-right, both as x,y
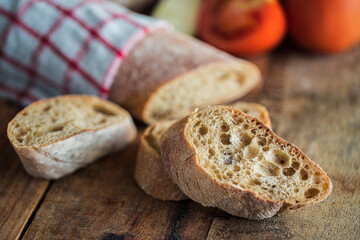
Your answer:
122,0 -> 360,56
197,0 -> 286,56
285,0 -> 360,53
152,0 -> 201,35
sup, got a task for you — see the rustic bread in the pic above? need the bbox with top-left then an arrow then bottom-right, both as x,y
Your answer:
109,30 -> 261,125
135,120 -> 188,201
135,101 -> 271,201
161,105 -> 332,219
7,95 -> 137,179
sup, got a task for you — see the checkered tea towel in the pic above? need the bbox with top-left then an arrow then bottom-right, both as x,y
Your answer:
0,0 -> 170,106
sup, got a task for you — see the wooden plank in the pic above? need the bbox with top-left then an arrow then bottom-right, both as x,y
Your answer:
23,132 -> 216,239
206,47 -> 360,239
0,100 -> 50,240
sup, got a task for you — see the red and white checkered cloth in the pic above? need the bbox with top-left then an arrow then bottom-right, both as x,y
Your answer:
0,0 -> 170,106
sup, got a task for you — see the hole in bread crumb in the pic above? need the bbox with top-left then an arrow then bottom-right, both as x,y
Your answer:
282,167 -> 296,176
199,126 -> 208,136
243,109 -> 249,114
300,169 -> 309,181
295,188 -> 299,193
245,170 -> 250,175
246,144 -> 259,159
93,105 -> 116,116
240,132 -> 252,147
315,172 -> 321,176
251,179 -> 261,185
226,172 -> 233,178
43,105 -> 51,112
17,137 -> 23,143
291,161 -> 300,170
194,121 -> 201,127
232,115 -> 244,125
256,161 -> 280,177
304,188 -> 320,199
243,123 -> 249,129
233,165 -> 240,172
220,133 -> 231,145
208,139 -> 212,144
304,165 -> 310,170
49,125 -> 64,133
258,137 -> 266,146
220,123 -> 230,132
223,153 -> 234,165
98,119 -> 107,124
263,146 -> 269,151
251,129 -> 257,134
209,148 -> 215,156
273,150 -> 290,166
323,183 -> 329,191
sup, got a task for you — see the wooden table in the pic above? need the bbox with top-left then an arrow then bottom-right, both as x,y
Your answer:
1,45 -> 359,240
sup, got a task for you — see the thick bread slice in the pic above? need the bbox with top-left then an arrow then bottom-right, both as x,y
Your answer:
161,106 -> 332,220
7,95 -> 137,179
135,120 -> 188,201
109,30 -> 260,125
135,102 -> 271,201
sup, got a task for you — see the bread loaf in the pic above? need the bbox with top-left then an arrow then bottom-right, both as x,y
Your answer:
7,95 -> 137,179
135,101 -> 271,201
161,105 -> 332,219
109,30 -> 261,124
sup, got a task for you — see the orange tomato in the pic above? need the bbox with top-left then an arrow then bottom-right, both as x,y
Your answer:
197,0 -> 287,56
285,0 -> 360,53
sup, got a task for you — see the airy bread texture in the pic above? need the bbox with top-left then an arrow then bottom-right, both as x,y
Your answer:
161,106 -> 332,219
135,101 -> 271,201
7,95 -> 137,179
109,30 -> 260,124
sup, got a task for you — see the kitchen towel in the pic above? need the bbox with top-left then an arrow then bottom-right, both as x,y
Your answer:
0,0 -> 170,106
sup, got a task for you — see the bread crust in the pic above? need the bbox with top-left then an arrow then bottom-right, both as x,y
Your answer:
7,95 -> 137,179
109,30 -> 260,124
134,124 -> 187,201
161,106 -> 332,220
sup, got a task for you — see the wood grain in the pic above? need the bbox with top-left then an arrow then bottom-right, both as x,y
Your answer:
23,133 -> 216,240
0,101 -> 50,240
4,45 -> 360,239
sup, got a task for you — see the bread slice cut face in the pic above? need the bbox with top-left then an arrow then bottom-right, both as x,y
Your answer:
7,95 -> 137,179
135,102 -> 271,201
161,105 -> 332,220
144,61 -> 260,124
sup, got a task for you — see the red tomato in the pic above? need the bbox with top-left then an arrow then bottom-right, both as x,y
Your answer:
197,0 -> 287,56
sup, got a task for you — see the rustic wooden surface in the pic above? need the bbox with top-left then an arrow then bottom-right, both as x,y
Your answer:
0,101 -> 50,240
0,45 -> 359,239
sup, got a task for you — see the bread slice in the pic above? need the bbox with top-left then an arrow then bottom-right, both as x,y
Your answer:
7,95 -> 137,179
109,30 -> 261,125
161,105 -> 332,219
135,120 -> 188,201
135,101 -> 271,201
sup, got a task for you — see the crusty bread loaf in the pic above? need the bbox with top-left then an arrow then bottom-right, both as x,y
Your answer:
161,105 -> 332,219
7,95 -> 137,179
109,30 -> 261,125
135,101 -> 271,201
135,120 -> 188,201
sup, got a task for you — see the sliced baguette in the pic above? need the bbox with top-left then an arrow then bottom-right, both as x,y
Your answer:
109,30 -> 261,125
161,105 -> 332,219
7,95 -> 137,179
135,101 -> 271,201
135,120 -> 188,201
